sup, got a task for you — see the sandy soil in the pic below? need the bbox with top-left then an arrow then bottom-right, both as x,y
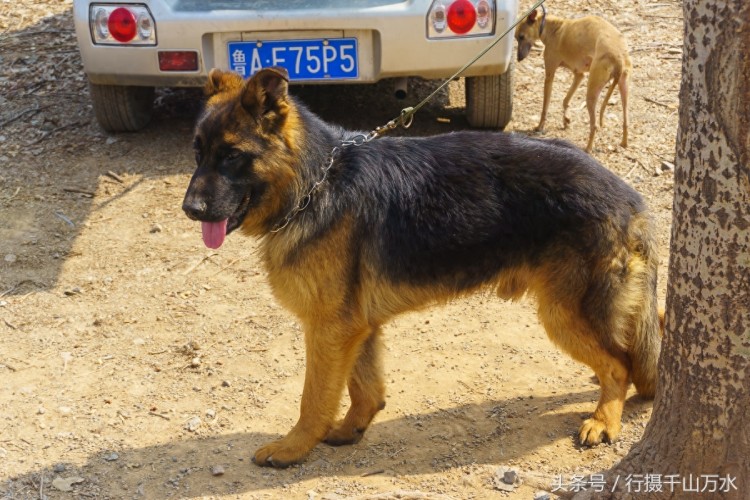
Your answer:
0,0 -> 681,498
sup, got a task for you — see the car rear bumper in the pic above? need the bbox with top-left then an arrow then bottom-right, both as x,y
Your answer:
74,0 -> 519,87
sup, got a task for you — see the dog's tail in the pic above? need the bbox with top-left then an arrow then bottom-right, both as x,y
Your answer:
626,212 -> 662,398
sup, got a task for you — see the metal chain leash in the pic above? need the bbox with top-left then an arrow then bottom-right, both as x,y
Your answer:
270,135 -> 368,233
270,0 -> 546,233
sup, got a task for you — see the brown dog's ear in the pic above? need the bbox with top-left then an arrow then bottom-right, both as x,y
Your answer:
527,9 -> 538,23
240,66 -> 291,119
205,68 -> 243,96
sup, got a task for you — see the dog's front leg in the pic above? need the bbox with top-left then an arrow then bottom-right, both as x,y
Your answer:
325,326 -> 386,446
536,64 -> 558,132
253,320 -> 370,468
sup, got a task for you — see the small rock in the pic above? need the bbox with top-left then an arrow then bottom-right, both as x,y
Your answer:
205,409 -> 216,419
211,465 -> 225,476
221,380 -> 231,387
150,224 -> 162,233
37,406 -> 46,415
534,492 -> 551,500
64,287 -> 82,296
185,416 -> 201,432
106,137 -> 118,145
51,476 -> 84,492
53,463 -> 66,473
493,466 -> 519,492
190,357 -> 201,368
4,254 -> 17,263
104,452 -> 119,462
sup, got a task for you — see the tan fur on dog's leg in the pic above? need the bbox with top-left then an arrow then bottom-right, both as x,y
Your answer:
537,64 -> 559,132
599,78 -> 617,128
584,66 -> 611,152
618,72 -> 630,147
253,320 -> 371,467
563,72 -> 585,129
578,353 -> 629,445
325,327 -> 386,445
536,295 -> 629,445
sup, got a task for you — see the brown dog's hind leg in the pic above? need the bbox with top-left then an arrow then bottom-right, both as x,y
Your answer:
536,298 -> 630,446
253,320 -> 371,468
325,327 -> 386,446
584,66 -> 611,152
618,72 -> 629,147
562,72 -> 585,129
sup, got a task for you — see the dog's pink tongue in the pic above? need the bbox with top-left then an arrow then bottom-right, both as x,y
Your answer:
201,219 -> 228,249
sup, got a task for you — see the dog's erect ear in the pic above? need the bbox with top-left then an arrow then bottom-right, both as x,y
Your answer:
527,9 -> 538,23
241,67 -> 291,119
205,68 -> 244,96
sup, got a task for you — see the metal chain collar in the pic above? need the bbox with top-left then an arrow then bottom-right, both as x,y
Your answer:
269,109 -> 413,233
269,0 -> 546,234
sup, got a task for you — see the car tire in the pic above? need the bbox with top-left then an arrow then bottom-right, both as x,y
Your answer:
465,62 -> 514,129
89,83 -> 155,132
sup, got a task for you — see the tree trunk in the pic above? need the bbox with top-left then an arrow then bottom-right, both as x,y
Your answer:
575,0 -> 750,498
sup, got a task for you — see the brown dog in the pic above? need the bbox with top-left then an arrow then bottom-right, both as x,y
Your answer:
515,9 -> 632,152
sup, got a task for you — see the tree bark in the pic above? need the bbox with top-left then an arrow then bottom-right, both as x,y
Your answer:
575,0 -> 750,498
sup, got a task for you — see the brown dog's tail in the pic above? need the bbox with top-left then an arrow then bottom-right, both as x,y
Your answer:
626,213 -> 662,398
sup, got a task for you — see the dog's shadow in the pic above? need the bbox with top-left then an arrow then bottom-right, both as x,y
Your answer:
4,391 -> 652,498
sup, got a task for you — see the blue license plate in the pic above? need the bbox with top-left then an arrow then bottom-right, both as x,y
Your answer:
228,38 -> 359,81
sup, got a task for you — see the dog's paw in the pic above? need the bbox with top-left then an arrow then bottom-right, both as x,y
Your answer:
578,417 -> 620,446
324,421 -> 366,446
252,438 -> 313,468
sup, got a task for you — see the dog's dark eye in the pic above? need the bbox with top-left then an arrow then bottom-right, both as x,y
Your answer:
226,149 -> 242,161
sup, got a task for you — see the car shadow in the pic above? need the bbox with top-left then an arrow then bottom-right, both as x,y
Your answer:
2,390 -> 651,497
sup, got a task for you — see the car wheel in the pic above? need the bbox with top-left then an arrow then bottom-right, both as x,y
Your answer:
89,83 -> 155,132
465,62 -> 514,129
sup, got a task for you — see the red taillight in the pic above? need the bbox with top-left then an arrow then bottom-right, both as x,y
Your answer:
158,51 -> 199,71
446,0 -> 477,35
108,7 -> 137,42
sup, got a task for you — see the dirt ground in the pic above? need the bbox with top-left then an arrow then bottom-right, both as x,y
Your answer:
0,0 -> 681,498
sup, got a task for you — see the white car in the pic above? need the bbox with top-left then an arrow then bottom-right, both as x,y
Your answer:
73,0 -> 518,132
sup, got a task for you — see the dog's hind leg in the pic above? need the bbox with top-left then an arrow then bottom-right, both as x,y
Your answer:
584,65 -> 611,152
599,76 -> 618,128
325,326 -> 386,446
563,72 -> 585,129
253,320 -> 372,467
618,71 -> 630,147
536,299 -> 630,445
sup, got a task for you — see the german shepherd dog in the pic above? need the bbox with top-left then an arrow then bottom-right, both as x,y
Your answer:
182,67 -> 662,468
